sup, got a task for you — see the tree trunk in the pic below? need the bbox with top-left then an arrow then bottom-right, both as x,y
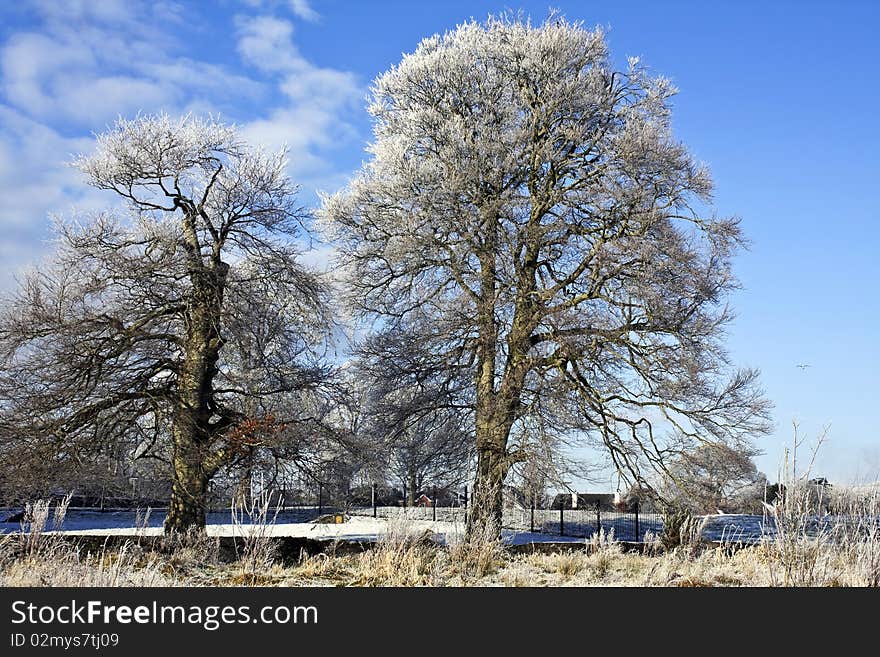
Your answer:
466,221 -> 530,540
165,436 -> 209,532
467,418 -> 512,539
162,234 -> 229,534
407,470 -> 417,506
468,442 -> 508,539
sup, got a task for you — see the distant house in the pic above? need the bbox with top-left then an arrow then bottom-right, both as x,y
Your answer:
550,492 -> 616,511
411,488 -> 460,507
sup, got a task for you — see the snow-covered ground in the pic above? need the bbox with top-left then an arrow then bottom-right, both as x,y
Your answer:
56,516 -> 460,541
0,507 -> 329,533
10,507 -> 873,544
0,507 -> 650,542
1,511 -> 619,545
42,517 -> 591,545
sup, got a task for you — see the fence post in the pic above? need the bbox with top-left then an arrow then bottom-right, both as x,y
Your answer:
595,499 -> 601,537
372,483 -> 377,519
530,499 -> 535,533
634,501 -> 640,542
318,483 -> 323,518
464,485 -> 468,511
432,487 -> 437,522
559,503 -> 564,536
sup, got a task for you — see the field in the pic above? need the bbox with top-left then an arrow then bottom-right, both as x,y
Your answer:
2,487 -> 879,587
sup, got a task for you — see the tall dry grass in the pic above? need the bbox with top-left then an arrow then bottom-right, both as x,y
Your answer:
0,495 -> 172,587
447,512 -> 505,580
753,426 -> 880,586
230,491 -> 280,584
290,510 -> 504,586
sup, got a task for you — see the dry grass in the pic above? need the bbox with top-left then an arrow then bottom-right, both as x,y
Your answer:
344,515 -> 441,586
446,516 -> 505,580
230,491 -> 280,585
2,488 -> 879,587
0,496 -> 172,587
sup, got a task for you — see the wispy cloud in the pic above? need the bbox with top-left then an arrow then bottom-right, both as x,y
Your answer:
0,105 -> 103,289
0,0 -> 363,289
235,14 -> 362,182
237,0 -> 321,23
289,0 -> 320,23
1,3 -> 262,127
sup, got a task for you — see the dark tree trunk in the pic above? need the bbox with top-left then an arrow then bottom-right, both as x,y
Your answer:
468,444 -> 507,537
163,343 -> 218,533
468,239 -> 505,539
467,417 -> 513,539
407,471 -> 417,506
163,229 -> 229,534
165,435 -> 209,532
466,221 -> 532,540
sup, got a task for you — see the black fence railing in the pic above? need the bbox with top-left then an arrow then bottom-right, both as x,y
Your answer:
344,504 -> 661,542
340,487 -> 662,543
348,505 -> 467,523
501,506 -> 663,542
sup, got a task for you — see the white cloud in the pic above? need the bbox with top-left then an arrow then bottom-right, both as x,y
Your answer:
0,106 -> 97,225
1,32 -> 95,118
280,67 -> 359,107
289,0 -> 320,23
0,3 -> 262,127
59,77 -> 178,125
0,1 -> 363,290
32,0 -> 145,28
237,0 -> 321,23
234,14 -> 363,186
236,15 -> 305,73
0,105 -> 111,290
235,15 -> 358,101
300,243 -> 337,273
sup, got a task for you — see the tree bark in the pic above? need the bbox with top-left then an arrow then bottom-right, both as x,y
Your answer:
467,423 -> 510,538
467,236 -> 532,539
165,434 -> 209,532
407,470 -> 417,507
164,216 -> 228,534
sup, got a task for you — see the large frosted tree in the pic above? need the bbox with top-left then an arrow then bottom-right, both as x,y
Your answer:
322,16 -> 771,536
0,114 -> 332,532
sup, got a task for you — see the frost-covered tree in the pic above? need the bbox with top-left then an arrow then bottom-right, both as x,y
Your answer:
662,442 -> 768,514
0,114 -> 332,532
322,16 -> 771,537
353,328 -> 473,502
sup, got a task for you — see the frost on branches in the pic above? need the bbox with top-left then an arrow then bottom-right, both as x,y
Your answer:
0,114 -> 333,532
321,16 -> 771,537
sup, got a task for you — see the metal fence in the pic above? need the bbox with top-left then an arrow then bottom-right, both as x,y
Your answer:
342,486 -> 662,543
501,505 -> 663,542
348,505 -> 467,523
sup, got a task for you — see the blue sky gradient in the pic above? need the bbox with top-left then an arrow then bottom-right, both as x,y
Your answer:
1,0 -> 877,485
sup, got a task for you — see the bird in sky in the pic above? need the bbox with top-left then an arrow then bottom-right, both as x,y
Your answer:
796,364 -> 811,370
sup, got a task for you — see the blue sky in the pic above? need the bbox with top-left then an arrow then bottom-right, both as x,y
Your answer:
1,0 -> 878,486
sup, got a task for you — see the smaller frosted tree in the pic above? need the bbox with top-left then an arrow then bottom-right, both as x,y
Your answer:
0,114 -> 332,532
663,443 -> 767,514
352,327 -> 473,503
